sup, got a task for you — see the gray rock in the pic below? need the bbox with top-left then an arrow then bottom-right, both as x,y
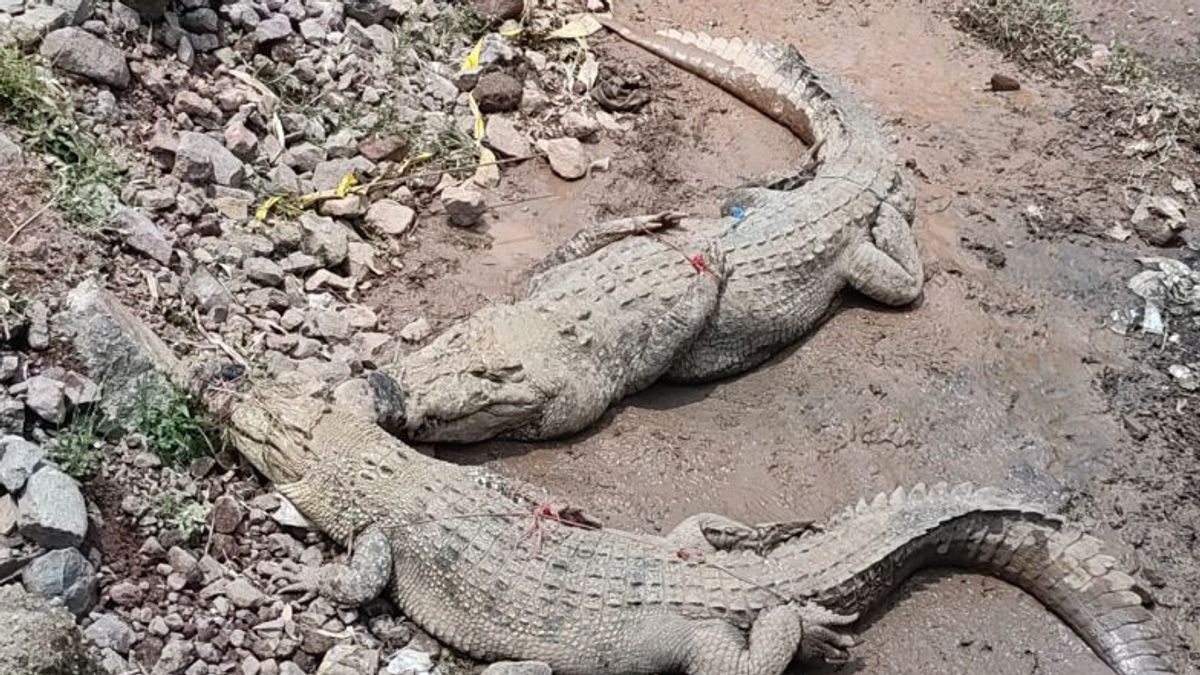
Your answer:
540,137 -> 588,180
470,0 -> 523,21
115,207 -> 172,265
0,493 -> 16,535
252,14 -> 291,45
21,548 -> 98,616
61,371 -> 101,407
8,6 -> 69,43
484,116 -> 530,158
224,577 -> 265,608
481,662 -> 552,675
399,317 -> 432,343
51,0 -> 93,25
0,437 -> 43,492
175,131 -> 244,187
244,257 -> 284,287
473,72 -> 523,113
154,638 -> 194,675
0,396 -> 23,435
40,28 -> 129,89
173,90 -> 216,118
225,120 -> 258,160
58,280 -> 179,422
309,310 -> 349,341
266,164 -> 301,194
210,494 -> 243,534
0,131 -> 23,169
356,134 -> 408,163
560,111 -> 600,140
26,300 -> 49,351
84,614 -> 135,655
311,157 -> 373,192
300,213 -> 349,267
106,580 -> 143,608
316,645 -> 379,675
18,466 -> 87,549
180,7 -> 218,33
0,584 -> 100,675
365,199 -> 415,236
318,194 -> 368,218
187,266 -> 234,313
0,355 -> 18,383
441,184 -> 486,227
117,0 -> 165,20
281,142 -> 326,173
23,375 -> 66,425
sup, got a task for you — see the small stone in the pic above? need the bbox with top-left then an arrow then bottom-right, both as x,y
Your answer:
175,131 -> 245,187
484,116 -> 530,158
40,28 -> 130,89
267,164 -> 301,194
26,301 -> 49,351
8,6 -> 69,39
253,14 -> 292,46
281,143 -> 326,173
116,207 -> 173,265
225,121 -> 259,160
224,577 -> 266,608
310,310 -> 350,341
0,493 -> 16,535
187,266 -> 234,313
118,0 -> 165,20
316,644 -> 379,675
1169,364 -> 1199,391
356,134 -> 408,162
300,214 -> 350,267
21,548 -> 97,616
441,184 -> 486,227
559,111 -> 600,140
989,73 -> 1021,92
399,317 -> 432,343
473,72 -> 523,113
481,662 -> 552,675
469,0 -> 523,21
311,157 -> 373,192
107,580 -> 143,607
0,438 -> 43,492
540,137 -> 588,180
364,199 -> 415,236
24,375 -> 67,425
18,466 -> 88,549
61,371 -> 101,407
180,7 -> 218,33
0,355 -> 18,383
211,495 -> 244,534
319,194 -> 369,218
156,638 -> 195,675
244,257 -> 285,287
84,614 -> 136,655
174,90 -> 216,118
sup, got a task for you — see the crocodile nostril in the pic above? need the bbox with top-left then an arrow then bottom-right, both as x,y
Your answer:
367,370 -> 406,434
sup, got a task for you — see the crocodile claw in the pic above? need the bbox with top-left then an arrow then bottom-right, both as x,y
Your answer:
798,602 -> 858,663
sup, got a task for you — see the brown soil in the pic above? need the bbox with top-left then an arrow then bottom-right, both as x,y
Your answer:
402,1 -> 1198,673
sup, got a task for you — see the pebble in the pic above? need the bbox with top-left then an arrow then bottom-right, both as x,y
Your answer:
365,199 -> 416,236
23,375 -> 67,425
0,437 -> 45,492
399,317 -> 433,343
540,137 -> 588,180
85,614 -> 136,654
224,577 -> 266,608
244,257 -> 285,287
17,466 -> 88,549
253,14 -> 293,45
40,27 -> 130,89
441,184 -> 486,227
484,116 -> 530,158
473,72 -> 524,113
116,206 -> 173,265
211,495 -> 245,534
21,547 -> 98,616
175,131 -> 245,187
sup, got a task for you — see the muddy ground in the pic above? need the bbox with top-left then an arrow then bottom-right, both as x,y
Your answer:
3,0 -> 1197,672
365,1 -> 1199,673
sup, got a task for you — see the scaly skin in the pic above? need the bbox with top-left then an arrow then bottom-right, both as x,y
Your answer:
379,21 -> 924,443
62,283 -> 1177,675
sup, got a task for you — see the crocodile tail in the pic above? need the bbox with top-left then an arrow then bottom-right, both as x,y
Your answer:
598,17 -> 833,146
780,483 -> 1176,675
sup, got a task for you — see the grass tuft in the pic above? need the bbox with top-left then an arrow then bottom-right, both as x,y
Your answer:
48,408 -> 101,480
154,490 -> 210,541
956,0 -> 1088,69
135,389 -> 217,467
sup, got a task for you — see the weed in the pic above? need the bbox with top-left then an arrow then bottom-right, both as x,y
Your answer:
135,390 -> 216,467
48,409 -> 101,480
0,44 -> 121,228
154,490 -> 209,540
956,0 -> 1087,69
393,2 -> 488,62
1105,47 -> 1160,88
400,117 -> 478,179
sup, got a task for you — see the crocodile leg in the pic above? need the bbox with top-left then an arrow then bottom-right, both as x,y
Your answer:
839,204 -> 923,306
667,514 -> 818,554
529,211 -> 686,277
683,602 -> 854,675
316,527 -> 392,605
622,243 -> 727,395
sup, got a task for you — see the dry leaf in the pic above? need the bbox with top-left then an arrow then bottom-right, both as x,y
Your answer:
548,14 -> 603,39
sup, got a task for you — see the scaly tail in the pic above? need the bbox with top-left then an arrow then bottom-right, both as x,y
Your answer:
598,17 -> 834,145
776,483 -> 1176,674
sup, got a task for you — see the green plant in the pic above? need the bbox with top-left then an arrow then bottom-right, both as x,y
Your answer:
135,390 -> 216,467
0,45 -> 121,228
393,2 -> 488,61
154,490 -> 209,540
1105,47 -> 1160,87
956,0 -> 1088,69
48,409 -> 101,480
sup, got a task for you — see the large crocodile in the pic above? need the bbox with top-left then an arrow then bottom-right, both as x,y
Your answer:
64,283 -> 1176,675
370,20 -> 924,443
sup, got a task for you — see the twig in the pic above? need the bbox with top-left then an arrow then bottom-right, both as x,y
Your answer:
3,199 -> 54,246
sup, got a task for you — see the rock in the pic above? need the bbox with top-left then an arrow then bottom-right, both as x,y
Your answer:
331,379 -> 375,419
155,638 -> 194,675
469,0 -> 523,21
1169,364 -> 1199,391
24,375 -> 67,425
0,355 -> 18,383
300,214 -> 349,267
473,72 -> 523,113
319,194 -> 369,218
84,614 -> 136,655
311,157 -> 373,192
224,577 -> 265,608
51,0 -> 93,25
399,317 -> 432,343
0,131 -> 23,169
310,310 -> 350,341
357,134 -> 408,162
180,7 -> 218,33
442,184 -> 486,227
211,495 -> 243,534
40,28 -> 129,89
989,73 -> 1021,92
61,372 -> 101,407
175,131 -> 245,187
0,493 -> 16,535
187,266 -> 234,314
21,548 -> 98,615
59,280 -> 179,422
270,496 -> 313,529
540,137 -> 588,180
106,580 -> 143,607
383,648 -> 433,675
26,300 -> 50,351
18,466 -> 88,549
559,111 -> 600,140
0,584 -> 100,675
115,207 -> 172,265
118,0 -> 165,20
174,90 -> 216,118
316,645 -> 379,675
484,116 -> 530,158
281,143 -> 326,173
225,121 -> 259,160
365,200 -> 415,236
0,437 -> 43,491
0,396 -> 24,435
8,6 -> 69,40
253,14 -> 292,46
244,257 -> 284,287
481,662 -> 552,675
1132,194 -> 1188,247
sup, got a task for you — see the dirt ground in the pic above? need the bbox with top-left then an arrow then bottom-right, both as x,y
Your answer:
367,1 -> 1199,673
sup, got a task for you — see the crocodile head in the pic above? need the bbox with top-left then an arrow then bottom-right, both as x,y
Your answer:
378,305 -> 595,443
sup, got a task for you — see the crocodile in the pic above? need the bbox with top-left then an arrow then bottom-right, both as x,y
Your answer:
63,282 -> 1175,675
373,20 -> 924,443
